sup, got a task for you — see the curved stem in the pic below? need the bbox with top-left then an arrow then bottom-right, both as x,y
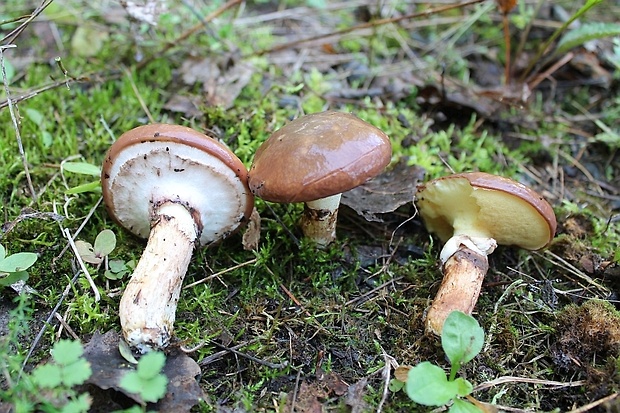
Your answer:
119,202 -> 198,353
425,243 -> 490,336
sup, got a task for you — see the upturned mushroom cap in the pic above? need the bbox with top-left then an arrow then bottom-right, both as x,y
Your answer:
101,124 -> 254,245
416,172 -> 557,250
248,111 -> 392,203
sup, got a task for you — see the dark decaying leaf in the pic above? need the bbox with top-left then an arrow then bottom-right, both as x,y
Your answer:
83,330 -> 204,412
177,55 -> 255,109
341,159 -> 425,222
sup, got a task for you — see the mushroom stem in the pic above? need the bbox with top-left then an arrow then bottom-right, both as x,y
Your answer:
300,193 -> 342,247
119,201 -> 198,353
425,235 -> 496,336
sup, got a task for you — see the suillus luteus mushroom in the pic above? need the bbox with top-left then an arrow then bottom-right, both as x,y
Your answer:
415,172 -> 557,335
248,111 -> 392,247
101,124 -> 254,353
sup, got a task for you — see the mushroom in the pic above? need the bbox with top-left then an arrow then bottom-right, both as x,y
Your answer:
101,124 -> 254,353
415,172 -> 556,335
247,111 -> 392,247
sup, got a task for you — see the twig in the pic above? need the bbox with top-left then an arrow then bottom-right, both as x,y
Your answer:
135,0 -> 243,70
0,0 -> 54,45
1,44 -> 37,202
183,258 -> 257,289
253,0 -> 484,56
122,65 -> 154,123
53,197 -> 103,264
19,270 -> 81,380
567,393 -> 618,413
63,228 -> 101,302
53,312 -> 79,341
198,339 -> 255,365
209,340 -> 287,369
474,375 -> 586,392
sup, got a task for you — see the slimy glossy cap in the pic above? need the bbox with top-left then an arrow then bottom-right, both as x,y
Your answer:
248,111 -> 392,203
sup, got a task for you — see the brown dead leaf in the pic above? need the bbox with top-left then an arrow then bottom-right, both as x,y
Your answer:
179,55 -> 254,109
344,378 -> 369,413
83,330 -> 204,412
163,94 -> 203,118
242,207 -> 261,251
341,159 -> 425,221
394,365 -> 412,382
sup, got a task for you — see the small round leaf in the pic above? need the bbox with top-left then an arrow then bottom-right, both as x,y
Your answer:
441,311 -> 484,366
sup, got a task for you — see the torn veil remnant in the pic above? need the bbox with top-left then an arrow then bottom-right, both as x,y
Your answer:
248,111 -> 392,247
415,172 -> 557,335
101,123 -> 254,353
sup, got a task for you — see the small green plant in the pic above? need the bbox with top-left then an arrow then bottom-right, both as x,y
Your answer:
5,339 -> 94,412
119,351 -> 169,404
61,161 -> 102,194
75,229 -> 136,280
0,244 -> 38,287
392,311 -> 485,412
75,229 -> 116,266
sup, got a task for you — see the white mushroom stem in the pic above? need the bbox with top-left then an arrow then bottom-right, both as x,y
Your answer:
425,234 -> 497,336
119,201 -> 198,353
300,193 -> 342,248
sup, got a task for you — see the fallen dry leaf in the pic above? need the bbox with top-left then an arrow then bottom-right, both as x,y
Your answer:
341,159 -> 425,221
178,55 -> 255,109
82,330 -> 204,412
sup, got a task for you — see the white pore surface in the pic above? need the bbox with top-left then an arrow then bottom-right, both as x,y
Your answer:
105,142 -> 249,245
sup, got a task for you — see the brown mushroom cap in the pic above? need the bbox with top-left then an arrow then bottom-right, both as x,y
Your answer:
248,111 -> 392,203
101,124 -> 254,245
416,172 -> 557,250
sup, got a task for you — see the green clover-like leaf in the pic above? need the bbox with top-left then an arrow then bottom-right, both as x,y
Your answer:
0,271 -> 28,286
52,339 -> 85,366
31,363 -> 63,388
61,358 -> 92,387
454,377 -> 474,397
406,361 -> 458,406
137,351 -> 167,380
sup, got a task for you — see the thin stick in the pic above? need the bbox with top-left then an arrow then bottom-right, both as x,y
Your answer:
135,0 -> 243,70
474,375 -> 585,392
1,45 -> 37,202
19,271 -> 81,380
567,393 -> 618,413
122,65 -> 154,123
183,258 -> 257,289
253,0 -> 484,56
209,340 -> 287,369
63,228 -> 101,302
503,12 -> 511,84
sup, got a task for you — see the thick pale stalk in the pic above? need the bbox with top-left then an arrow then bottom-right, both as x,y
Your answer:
300,193 -> 342,248
425,245 -> 490,336
119,202 -> 198,353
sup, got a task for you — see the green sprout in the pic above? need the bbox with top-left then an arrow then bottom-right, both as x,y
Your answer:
75,229 -> 116,266
119,351 -> 169,404
394,311 -> 485,412
29,339 -> 93,413
0,244 -> 38,287
61,161 -> 102,194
